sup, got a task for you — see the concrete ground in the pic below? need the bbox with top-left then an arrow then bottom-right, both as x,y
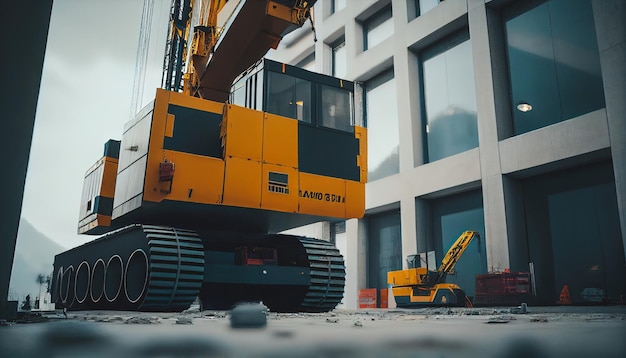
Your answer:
1,305 -> 625,358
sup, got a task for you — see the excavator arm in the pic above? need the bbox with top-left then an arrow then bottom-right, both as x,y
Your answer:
162,0 -> 317,99
162,0 -> 195,92
435,230 -> 479,284
183,0 -> 317,101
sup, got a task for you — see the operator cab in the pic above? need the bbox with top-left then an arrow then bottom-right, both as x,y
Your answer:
230,58 -> 361,133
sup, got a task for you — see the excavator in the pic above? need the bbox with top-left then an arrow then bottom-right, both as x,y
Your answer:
50,0 -> 367,313
387,231 -> 479,307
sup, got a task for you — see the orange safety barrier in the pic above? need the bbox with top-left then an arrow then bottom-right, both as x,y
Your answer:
379,288 -> 388,308
358,289 -> 377,309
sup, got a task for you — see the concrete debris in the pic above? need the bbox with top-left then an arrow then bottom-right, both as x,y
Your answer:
493,309 -> 511,314
90,315 -> 124,323
176,317 -> 193,325
353,320 -> 363,327
510,303 -> 529,314
182,303 -> 201,313
486,319 -> 509,324
125,316 -> 160,324
326,318 -> 339,323
230,302 -> 268,328
203,311 -> 227,319
487,316 -> 516,324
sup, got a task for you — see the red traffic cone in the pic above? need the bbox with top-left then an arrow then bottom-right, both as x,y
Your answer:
558,285 -> 572,305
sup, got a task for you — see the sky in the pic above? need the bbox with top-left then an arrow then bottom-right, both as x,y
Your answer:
20,0 -> 149,249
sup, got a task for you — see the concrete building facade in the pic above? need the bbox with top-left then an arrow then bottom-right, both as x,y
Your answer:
271,0 -> 626,308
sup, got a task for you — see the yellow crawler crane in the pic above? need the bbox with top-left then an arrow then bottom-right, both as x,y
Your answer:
51,0 -> 367,313
388,231 -> 478,307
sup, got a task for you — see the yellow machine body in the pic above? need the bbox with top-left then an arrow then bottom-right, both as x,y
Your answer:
390,284 -> 463,306
79,69 -> 367,235
77,146 -> 119,233
388,231 -> 478,307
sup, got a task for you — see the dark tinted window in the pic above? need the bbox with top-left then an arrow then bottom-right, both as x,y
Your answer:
320,85 -> 352,132
421,31 -> 478,163
505,0 -> 605,135
266,71 -> 312,123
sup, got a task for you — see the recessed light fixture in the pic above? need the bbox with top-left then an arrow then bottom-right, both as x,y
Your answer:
516,102 -> 532,112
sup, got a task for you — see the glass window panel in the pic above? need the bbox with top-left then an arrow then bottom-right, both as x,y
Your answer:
422,34 -> 478,163
331,0 -> 346,14
320,85 -> 353,132
256,73 -> 263,111
419,0 -> 440,15
332,41 -> 347,78
506,3 -> 561,134
368,210 -> 402,290
364,6 -> 393,50
549,0 -> 605,121
505,0 -> 604,135
231,83 -> 245,107
266,71 -> 312,123
431,190 -> 486,297
407,0 -> 419,21
365,70 -> 399,181
522,162 -> 624,303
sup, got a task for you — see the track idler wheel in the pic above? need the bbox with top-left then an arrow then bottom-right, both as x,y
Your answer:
51,225 -> 205,312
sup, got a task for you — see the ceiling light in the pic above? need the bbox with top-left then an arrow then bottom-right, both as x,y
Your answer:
516,102 -> 532,112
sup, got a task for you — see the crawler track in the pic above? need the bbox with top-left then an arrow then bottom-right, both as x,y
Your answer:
52,226 -> 345,312
52,225 -> 205,311
140,226 -> 205,311
298,237 -> 345,312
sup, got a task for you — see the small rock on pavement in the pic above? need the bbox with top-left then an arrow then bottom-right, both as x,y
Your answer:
176,317 -> 193,325
326,318 -> 339,323
530,317 -> 548,323
487,316 -> 516,324
353,320 -> 363,327
510,303 -> 528,314
125,316 -> 160,324
230,302 -> 268,328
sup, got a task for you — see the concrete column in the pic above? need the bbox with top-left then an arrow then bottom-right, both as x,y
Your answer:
393,0 -> 418,173
399,198 -> 417,268
468,2 -> 510,270
0,0 -> 53,319
592,0 -> 626,259
502,176 -> 529,272
343,6 -> 361,76
344,218 -> 368,309
393,0 -> 420,270
414,198 -> 434,264
393,49 -> 423,171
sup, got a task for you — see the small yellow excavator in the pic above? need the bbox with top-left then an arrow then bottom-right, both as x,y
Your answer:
388,231 -> 479,307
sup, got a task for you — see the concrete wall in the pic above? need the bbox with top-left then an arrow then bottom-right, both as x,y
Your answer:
592,0 -> 626,259
268,0 -> 626,308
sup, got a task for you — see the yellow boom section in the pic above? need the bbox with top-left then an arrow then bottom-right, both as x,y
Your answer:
438,230 -> 478,276
187,0 -> 316,101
